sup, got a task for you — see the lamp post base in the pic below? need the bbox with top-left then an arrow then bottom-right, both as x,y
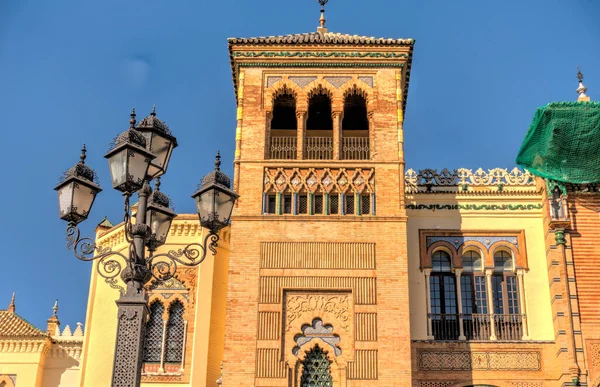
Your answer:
112,284 -> 149,387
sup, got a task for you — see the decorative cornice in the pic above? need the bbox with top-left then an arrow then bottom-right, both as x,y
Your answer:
0,338 -> 49,353
406,203 -> 544,211
232,51 -> 409,59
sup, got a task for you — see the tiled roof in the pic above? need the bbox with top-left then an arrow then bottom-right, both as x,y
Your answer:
0,310 -> 47,338
228,32 -> 414,46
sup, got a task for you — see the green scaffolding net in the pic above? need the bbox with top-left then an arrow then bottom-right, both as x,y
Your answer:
516,101 -> 600,184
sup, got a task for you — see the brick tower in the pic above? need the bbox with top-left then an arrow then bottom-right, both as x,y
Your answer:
223,5 -> 415,385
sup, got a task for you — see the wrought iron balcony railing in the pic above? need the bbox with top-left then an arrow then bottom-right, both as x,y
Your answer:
270,136 -> 297,160
342,137 -> 370,160
430,313 -> 525,341
306,137 -> 333,160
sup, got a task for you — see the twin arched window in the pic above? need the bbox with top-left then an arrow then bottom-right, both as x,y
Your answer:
142,300 -> 186,366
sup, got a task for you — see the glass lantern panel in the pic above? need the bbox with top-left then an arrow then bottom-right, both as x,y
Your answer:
128,150 -> 151,188
108,150 -> 128,188
196,189 -> 216,221
215,190 -> 235,223
147,209 -> 173,245
147,133 -> 173,177
72,182 -> 96,219
57,182 -> 74,218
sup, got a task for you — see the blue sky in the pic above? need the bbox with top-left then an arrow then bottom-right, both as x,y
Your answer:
0,0 -> 598,330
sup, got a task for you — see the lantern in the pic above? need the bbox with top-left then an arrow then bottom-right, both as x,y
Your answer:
136,106 -> 178,179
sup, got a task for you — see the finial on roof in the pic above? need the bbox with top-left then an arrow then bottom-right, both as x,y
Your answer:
318,0 -> 328,33
52,299 -> 59,317
8,292 -> 15,313
215,150 -> 221,171
80,144 -> 87,164
577,66 -> 590,102
151,104 -> 156,117
130,108 -> 137,128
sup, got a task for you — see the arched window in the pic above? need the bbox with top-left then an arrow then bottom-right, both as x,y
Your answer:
143,301 -> 165,363
430,250 -> 458,340
461,250 -> 489,339
301,344 -> 333,387
164,301 -> 185,363
307,90 -> 333,130
271,92 -> 297,130
342,91 -> 368,130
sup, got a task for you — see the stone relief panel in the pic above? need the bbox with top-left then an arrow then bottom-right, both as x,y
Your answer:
417,350 -> 541,371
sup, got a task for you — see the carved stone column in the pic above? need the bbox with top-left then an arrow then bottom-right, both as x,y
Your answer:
424,269 -> 434,340
112,285 -> 149,387
485,269 -> 497,340
297,111 -> 306,160
332,111 -> 342,160
158,319 -> 167,372
454,268 -> 466,340
516,269 -> 529,340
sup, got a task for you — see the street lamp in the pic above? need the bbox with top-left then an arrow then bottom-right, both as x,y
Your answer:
54,108 -> 238,387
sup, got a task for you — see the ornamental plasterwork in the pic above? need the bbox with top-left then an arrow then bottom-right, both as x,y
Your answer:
406,203 -> 543,211
405,168 -> 535,193
285,294 -> 350,334
292,318 -> 342,356
233,51 -> 408,59
426,236 -> 519,250
264,167 -> 375,194
417,350 -> 541,371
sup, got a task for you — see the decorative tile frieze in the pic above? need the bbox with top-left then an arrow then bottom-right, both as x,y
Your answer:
405,167 -> 535,193
289,76 -> 318,88
266,76 -> 282,88
358,76 -> 374,87
406,203 -> 543,211
264,167 -> 375,194
324,76 -> 352,88
426,236 -> 519,250
417,350 -> 541,371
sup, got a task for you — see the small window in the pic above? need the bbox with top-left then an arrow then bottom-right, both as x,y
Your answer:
432,250 -> 452,272
494,250 -> 513,272
283,194 -> 292,214
314,194 -> 323,215
329,194 -> 339,215
360,195 -> 370,215
266,195 -> 276,214
345,194 -> 355,215
298,195 -> 308,215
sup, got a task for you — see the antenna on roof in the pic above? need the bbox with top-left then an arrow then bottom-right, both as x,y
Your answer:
318,0 -> 329,33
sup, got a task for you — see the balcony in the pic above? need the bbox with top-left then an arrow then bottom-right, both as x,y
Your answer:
430,313 -> 525,341
305,137 -> 333,160
268,135 -> 370,160
342,136 -> 369,160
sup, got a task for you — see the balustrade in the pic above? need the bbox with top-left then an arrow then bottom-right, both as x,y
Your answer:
270,137 -> 297,160
305,137 -> 333,160
342,137 -> 370,160
430,313 -> 524,341
494,314 -> 524,341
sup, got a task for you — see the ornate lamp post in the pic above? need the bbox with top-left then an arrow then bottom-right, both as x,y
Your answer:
54,108 -> 238,387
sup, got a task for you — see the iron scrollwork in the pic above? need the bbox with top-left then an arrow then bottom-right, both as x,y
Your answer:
146,231 -> 219,282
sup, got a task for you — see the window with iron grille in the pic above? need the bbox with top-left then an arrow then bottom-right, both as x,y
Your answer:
143,301 -> 164,362
164,301 -> 185,363
314,194 -> 323,215
283,194 -> 292,214
329,194 -> 339,215
266,194 -> 276,214
301,344 -> 333,387
345,194 -> 355,215
360,195 -> 370,215
298,195 -> 308,214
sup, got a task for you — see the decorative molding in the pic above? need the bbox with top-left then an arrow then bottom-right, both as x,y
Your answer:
264,167 -> 375,194
266,76 -> 282,88
417,350 -> 541,371
323,76 -> 352,88
358,76 -> 374,87
347,350 -> 378,380
260,276 -> 376,304
355,313 -> 377,341
289,76 -> 317,88
232,51 -> 409,59
418,382 -> 453,387
285,294 -> 350,333
260,242 -> 376,269
405,168 -> 535,193
256,348 -> 287,378
426,236 -> 519,250
258,312 -> 281,340
292,318 -> 341,356
0,339 -> 49,353
406,203 -> 543,211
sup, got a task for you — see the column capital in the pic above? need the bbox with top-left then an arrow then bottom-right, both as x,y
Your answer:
423,268 -> 432,276
296,110 -> 307,119
454,268 -> 463,277
516,268 -> 525,277
332,111 -> 343,119
485,268 -> 494,277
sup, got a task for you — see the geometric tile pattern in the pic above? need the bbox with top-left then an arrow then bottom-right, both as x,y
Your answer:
418,350 -> 541,371
426,236 -> 519,250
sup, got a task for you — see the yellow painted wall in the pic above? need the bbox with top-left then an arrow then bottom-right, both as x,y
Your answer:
407,195 -> 555,341
0,351 -> 45,387
79,216 -> 229,387
42,354 -> 82,387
